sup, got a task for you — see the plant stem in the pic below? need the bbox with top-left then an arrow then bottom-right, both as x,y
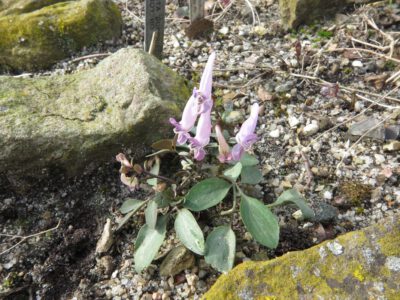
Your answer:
221,182 -> 237,216
143,170 -> 175,184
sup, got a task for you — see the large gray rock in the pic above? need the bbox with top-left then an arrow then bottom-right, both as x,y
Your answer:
204,212 -> 400,299
279,0 -> 381,29
0,48 -> 190,178
0,0 -> 122,72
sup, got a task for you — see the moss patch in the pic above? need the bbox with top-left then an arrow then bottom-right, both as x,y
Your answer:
203,213 -> 400,299
0,0 -> 122,72
0,49 -> 190,179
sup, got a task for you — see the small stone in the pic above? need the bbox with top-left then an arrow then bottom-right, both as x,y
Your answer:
219,26 -> 229,35
352,60 -> 363,67
383,141 -> 400,152
253,25 -> 268,36
288,115 -> 300,128
269,128 -> 280,138
159,245 -> 195,277
323,191 -> 333,200
312,202 -> 338,225
96,218 -> 113,254
303,121 -> 319,136
326,241 -> 344,255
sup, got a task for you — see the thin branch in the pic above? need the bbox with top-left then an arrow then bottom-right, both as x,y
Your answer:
0,220 -> 61,256
70,53 -> 111,63
328,47 -> 400,64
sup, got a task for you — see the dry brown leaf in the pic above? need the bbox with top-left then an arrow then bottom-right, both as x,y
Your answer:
257,86 -> 274,102
364,73 -> 388,90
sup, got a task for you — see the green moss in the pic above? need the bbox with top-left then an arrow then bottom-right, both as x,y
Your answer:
317,30 -> 333,39
204,217 -> 400,299
339,181 -> 372,206
0,0 -> 122,72
378,229 -> 400,257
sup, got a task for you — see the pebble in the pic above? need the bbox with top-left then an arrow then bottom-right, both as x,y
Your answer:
288,115 -> 300,128
303,121 -> 319,136
352,60 -> 363,67
269,128 -> 280,138
219,26 -> 229,35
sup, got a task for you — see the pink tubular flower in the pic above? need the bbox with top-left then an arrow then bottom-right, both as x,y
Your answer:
116,153 -> 133,168
189,106 -> 212,161
215,125 -> 232,163
169,52 -> 216,145
231,103 -> 259,161
169,93 -> 198,144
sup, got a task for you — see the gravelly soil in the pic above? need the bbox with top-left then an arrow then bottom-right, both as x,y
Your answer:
1,0 -> 399,299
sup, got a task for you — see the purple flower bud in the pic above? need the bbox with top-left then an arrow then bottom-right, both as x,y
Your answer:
169,93 -> 198,144
215,125 -> 232,163
189,105 -> 212,161
231,103 -> 259,161
170,52 -> 216,145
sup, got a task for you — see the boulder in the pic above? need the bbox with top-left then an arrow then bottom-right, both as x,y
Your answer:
203,212 -> 400,299
0,0 -> 122,72
278,0 -> 382,29
0,48 -> 190,179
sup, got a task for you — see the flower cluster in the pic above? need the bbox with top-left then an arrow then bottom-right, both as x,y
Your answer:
170,52 -> 259,162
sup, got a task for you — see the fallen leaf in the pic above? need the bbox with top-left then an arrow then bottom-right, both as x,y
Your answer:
364,73 -> 388,90
257,86 -> 274,102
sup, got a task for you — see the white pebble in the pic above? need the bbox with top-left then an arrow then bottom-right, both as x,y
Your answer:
323,191 -> 333,200
352,60 -> 363,67
303,120 -> 319,136
269,129 -> 280,138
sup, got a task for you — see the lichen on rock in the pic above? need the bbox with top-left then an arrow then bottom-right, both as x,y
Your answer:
203,213 -> 400,300
0,0 -> 122,72
0,48 -> 190,181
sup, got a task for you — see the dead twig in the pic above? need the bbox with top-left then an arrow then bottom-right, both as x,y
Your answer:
70,53 -> 111,63
0,220 -> 61,256
329,47 -> 400,64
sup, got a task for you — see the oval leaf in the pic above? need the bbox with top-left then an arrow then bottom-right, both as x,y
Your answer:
269,189 -> 315,220
223,162 -> 242,181
145,200 -> 158,229
120,198 -> 145,214
239,153 -> 259,166
147,156 -> 160,186
174,209 -> 205,255
184,178 -> 232,211
241,166 -> 263,185
205,225 -> 236,273
151,139 -> 175,151
240,193 -> 279,248
134,214 -> 167,273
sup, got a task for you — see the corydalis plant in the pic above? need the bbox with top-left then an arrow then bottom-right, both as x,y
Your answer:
116,52 -> 314,274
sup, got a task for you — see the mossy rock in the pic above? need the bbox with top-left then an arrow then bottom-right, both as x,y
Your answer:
0,0 -> 122,72
279,0 -> 346,29
203,213 -> 400,299
0,48 -> 190,179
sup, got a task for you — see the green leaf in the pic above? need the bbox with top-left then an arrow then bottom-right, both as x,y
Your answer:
240,193 -> 279,248
174,209 -> 205,255
151,139 -> 175,151
239,153 -> 259,166
154,189 -> 173,208
241,166 -> 263,185
269,189 -> 315,220
223,162 -> 242,181
120,198 -> 145,214
205,226 -> 236,273
147,157 -> 160,186
184,178 -> 232,211
145,200 -> 158,229
134,214 -> 168,272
